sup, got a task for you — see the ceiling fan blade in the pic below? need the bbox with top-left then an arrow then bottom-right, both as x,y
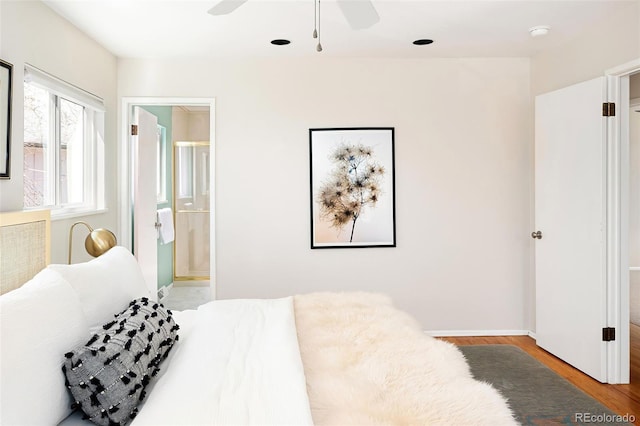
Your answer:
207,0 -> 248,16
336,0 -> 380,30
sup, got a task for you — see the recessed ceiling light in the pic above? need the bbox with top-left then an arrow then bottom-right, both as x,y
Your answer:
271,39 -> 291,46
413,39 -> 434,46
529,25 -> 551,37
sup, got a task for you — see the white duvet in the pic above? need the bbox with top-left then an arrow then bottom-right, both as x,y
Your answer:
133,297 -> 313,425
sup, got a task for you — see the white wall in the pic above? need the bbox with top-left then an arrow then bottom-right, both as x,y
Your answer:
3,0 -> 634,332
172,109 -> 210,142
0,1 -> 118,263
119,57 -> 532,331
531,1 -> 640,96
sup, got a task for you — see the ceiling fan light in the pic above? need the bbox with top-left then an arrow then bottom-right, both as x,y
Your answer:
336,0 -> 379,30
207,0 -> 248,15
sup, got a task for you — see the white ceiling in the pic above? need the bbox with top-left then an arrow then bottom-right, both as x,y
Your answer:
43,0 -> 636,59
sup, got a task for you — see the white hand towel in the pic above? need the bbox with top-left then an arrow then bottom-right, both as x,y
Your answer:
157,208 -> 175,244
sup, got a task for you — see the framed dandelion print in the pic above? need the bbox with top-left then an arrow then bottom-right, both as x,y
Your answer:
309,127 -> 396,248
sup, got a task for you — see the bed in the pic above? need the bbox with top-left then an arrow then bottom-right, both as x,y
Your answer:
0,209 -> 50,294
0,210 -> 516,426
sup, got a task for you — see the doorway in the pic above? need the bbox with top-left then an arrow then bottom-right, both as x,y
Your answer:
628,76 -> 640,385
603,59 -> 640,384
533,59 -> 640,384
119,97 -> 216,301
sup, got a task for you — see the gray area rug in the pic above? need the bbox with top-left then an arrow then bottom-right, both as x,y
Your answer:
459,345 -> 633,426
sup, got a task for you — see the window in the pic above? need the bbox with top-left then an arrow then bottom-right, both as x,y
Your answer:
23,65 -> 105,216
156,125 -> 167,203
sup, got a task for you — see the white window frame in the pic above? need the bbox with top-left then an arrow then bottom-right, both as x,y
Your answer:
156,124 -> 168,204
23,65 -> 106,219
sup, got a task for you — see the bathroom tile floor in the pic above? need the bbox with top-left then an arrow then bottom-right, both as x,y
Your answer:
162,285 -> 212,311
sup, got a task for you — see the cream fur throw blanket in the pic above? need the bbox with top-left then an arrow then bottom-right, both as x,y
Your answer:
293,292 -> 517,426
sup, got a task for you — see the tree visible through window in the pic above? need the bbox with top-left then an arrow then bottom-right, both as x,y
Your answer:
23,83 -> 50,207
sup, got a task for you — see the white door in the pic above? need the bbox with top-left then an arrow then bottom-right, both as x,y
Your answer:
132,107 -> 159,298
535,77 -> 608,382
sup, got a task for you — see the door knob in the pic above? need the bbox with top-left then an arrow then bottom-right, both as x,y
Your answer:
531,231 -> 542,239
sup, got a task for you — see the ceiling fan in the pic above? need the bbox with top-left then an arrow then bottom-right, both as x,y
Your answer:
207,0 -> 380,31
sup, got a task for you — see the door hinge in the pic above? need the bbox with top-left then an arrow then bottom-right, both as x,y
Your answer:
131,124 -> 138,136
602,327 -> 616,342
602,102 -> 616,117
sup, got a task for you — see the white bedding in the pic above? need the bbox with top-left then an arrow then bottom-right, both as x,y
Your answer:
60,297 -> 313,426
135,297 -> 312,425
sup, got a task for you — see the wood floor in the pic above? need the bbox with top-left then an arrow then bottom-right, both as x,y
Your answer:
440,326 -> 640,425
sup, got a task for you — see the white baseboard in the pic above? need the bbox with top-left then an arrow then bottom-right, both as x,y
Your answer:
426,329 -> 531,337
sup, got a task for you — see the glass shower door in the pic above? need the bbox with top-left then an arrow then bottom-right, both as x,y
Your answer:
174,141 -> 210,280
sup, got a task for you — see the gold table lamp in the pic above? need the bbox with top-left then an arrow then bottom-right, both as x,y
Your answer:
68,221 -> 117,264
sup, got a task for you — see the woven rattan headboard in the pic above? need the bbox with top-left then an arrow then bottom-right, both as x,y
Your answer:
0,210 -> 51,295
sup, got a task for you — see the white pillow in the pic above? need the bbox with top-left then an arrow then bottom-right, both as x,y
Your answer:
48,246 -> 151,328
0,268 -> 90,426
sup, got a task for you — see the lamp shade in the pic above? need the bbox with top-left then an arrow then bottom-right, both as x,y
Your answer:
68,221 -> 118,264
84,228 -> 117,257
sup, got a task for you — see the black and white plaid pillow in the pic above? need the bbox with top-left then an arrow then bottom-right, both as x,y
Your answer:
63,297 -> 179,426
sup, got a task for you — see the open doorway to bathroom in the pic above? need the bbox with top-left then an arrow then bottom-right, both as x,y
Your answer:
120,98 -> 215,310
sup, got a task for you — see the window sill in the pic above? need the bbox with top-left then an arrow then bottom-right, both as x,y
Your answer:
50,208 -> 109,222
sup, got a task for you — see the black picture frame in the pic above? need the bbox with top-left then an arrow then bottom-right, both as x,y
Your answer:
0,59 -> 12,179
309,127 -> 396,249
